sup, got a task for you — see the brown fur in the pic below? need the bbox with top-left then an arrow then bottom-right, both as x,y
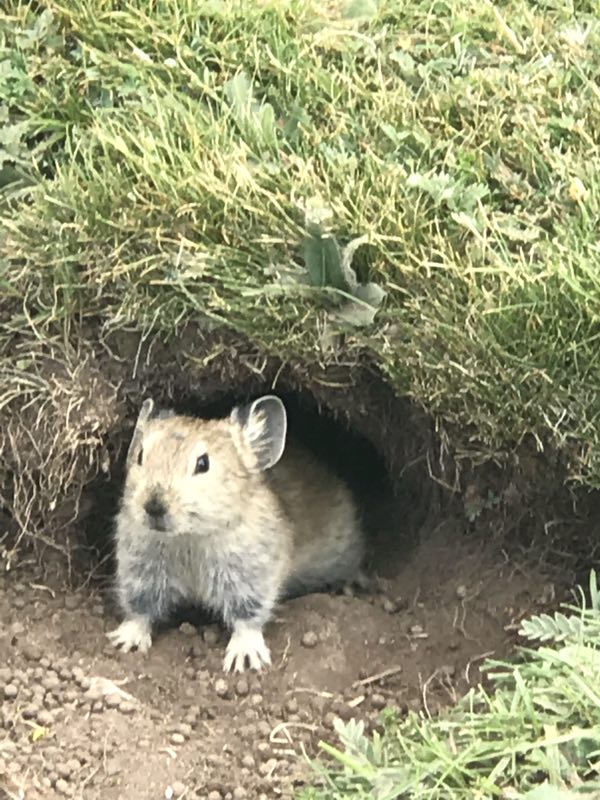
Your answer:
107,396 -> 365,671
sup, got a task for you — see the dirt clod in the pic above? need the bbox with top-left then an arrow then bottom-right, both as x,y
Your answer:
382,598 -> 397,614
179,622 -> 197,637
301,631 -> 318,648
0,517 -> 561,798
37,709 -> 54,726
203,628 -> 220,646
55,778 -> 71,795
22,643 -> 43,661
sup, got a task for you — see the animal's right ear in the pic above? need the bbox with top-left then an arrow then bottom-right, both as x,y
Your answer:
126,398 -> 155,467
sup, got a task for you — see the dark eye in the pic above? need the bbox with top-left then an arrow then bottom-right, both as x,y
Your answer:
137,448 -> 143,466
194,453 -> 209,474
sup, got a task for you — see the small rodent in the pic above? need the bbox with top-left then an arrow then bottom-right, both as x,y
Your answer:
107,394 -> 365,672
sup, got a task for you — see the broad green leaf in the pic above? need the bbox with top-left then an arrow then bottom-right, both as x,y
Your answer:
302,224 -> 348,291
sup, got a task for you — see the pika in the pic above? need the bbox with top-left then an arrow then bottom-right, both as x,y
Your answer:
107,395 -> 365,672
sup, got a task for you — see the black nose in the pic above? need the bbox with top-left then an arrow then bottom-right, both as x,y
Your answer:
144,496 -> 167,519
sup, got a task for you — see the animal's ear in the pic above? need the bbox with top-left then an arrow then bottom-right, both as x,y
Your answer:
230,395 -> 287,472
126,398 -> 155,467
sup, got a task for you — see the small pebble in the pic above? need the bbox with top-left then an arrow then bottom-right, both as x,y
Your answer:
456,584 -> 467,599
56,762 -> 73,779
233,789 -> 247,799
22,643 -> 43,662
22,703 -> 40,720
323,712 -> 336,729
241,754 -> 255,769
41,672 -> 60,691
37,710 -> 54,727
256,742 -> 270,759
202,628 -> 219,646
250,693 -> 263,707
71,667 -> 84,683
382,598 -> 397,614
285,697 -> 298,714
172,781 -> 186,796
55,778 -> 71,795
66,758 -> 81,774
4,684 -> 18,700
120,701 -> 135,715
371,693 -> 387,710
214,679 -> 229,698
10,621 -> 25,636
331,701 -> 353,721
0,667 -> 12,683
258,758 -> 277,777
184,667 -> 196,681
301,631 -> 318,648
207,792 -> 222,800
63,595 -> 80,611
256,720 -> 271,738
170,733 -> 185,745
235,678 -> 249,697
179,622 -> 197,637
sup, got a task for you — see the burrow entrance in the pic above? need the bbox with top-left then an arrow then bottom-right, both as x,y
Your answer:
0,329 -> 596,797
80,380 -> 434,592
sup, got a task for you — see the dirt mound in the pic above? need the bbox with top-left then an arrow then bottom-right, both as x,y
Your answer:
0,326 -> 594,799
0,521 -> 558,800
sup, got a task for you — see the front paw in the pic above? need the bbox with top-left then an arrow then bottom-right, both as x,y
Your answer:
223,626 -> 271,673
107,617 -> 152,653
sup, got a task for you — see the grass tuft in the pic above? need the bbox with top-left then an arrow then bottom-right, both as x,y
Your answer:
2,0 -> 600,480
302,572 -> 600,799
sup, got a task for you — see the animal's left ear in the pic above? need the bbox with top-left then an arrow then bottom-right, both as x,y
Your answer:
230,395 -> 287,472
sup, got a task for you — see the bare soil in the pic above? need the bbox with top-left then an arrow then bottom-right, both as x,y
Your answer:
0,519 -> 558,800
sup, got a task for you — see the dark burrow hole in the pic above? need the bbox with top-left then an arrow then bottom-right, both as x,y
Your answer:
80,385 -> 433,609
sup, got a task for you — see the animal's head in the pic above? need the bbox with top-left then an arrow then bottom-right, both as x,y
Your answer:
121,395 -> 287,535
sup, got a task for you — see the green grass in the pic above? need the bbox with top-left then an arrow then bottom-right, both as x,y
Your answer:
302,572 -> 600,799
2,0 -> 600,481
